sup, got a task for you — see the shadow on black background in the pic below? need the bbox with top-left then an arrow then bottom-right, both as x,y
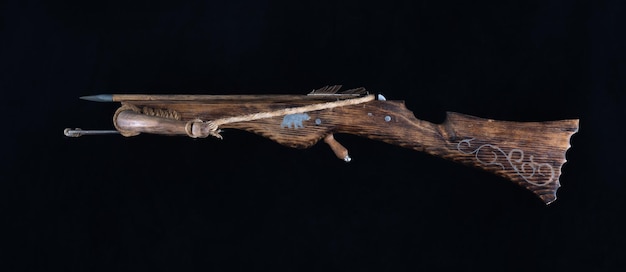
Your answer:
1,0 -> 624,270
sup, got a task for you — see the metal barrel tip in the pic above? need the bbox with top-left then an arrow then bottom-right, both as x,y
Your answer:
80,94 -> 113,102
64,128 -> 82,137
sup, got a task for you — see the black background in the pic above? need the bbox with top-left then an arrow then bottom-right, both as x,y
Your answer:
2,0 -> 625,271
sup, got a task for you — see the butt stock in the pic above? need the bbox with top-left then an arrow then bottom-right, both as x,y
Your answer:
330,101 -> 579,204
437,112 -> 579,204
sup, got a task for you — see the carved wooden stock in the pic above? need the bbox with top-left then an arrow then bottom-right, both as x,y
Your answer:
112,96 -> 578,204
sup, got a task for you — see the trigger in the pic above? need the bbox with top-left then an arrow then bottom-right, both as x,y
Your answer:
324,134 -> 351,162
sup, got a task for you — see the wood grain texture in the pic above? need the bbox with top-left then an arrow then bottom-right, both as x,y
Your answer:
114,98 -> 579,204
109,85 -> 366,102
110,94 -> 362,102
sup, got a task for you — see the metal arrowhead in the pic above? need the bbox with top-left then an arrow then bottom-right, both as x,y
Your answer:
80,94 -> 113,102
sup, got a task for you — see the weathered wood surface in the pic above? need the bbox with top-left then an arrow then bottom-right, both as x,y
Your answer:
111,94 -> 362,102
113,98 -> 578,204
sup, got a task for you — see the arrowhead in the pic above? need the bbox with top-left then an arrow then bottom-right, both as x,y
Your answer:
80,94 -> 113,102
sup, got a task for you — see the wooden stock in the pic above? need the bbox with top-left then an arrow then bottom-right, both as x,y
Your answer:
113,98 -> 578,204
331,101 -> 578,204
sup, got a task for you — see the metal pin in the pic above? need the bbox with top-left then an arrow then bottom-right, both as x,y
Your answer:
64,128 -> 120,137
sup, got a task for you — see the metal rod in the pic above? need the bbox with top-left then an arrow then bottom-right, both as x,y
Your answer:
64,128 -> 120,137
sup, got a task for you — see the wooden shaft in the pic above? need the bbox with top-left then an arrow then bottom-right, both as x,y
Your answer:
111,94 -> 361,102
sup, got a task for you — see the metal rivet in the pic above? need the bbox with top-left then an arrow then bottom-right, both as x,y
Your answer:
315,118 -> 322,125
384,116 -> 392,122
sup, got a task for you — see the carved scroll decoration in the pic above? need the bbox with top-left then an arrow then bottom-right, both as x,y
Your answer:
457,138 -> 555,186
